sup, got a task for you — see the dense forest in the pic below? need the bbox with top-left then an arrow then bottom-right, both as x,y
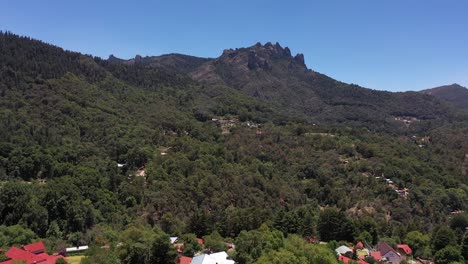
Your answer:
0,32 -> 467,264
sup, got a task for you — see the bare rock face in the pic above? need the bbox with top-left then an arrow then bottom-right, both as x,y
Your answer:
294,53 -> 305,65
247,50 -> 271,70
216,42 -> 306,73
134,55 -> 143,64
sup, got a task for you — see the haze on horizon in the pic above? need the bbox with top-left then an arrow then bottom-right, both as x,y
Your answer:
1,0 -> 467,92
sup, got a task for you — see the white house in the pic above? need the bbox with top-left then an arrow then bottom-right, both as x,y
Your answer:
191,251 -> 235,264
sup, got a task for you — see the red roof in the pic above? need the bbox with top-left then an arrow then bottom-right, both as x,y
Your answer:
370,251 -> 382,261
356,241 -> 364,248
197,238 -> 204,245
397,244 -> 412,255
1,243 -> 64,264
179,256 -> 192,264
338,255 -> 368,264
23,241 -> 46,254
4,247 -> 40,264
39,255 -> 64,264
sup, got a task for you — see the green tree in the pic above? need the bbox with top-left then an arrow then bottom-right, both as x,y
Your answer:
404,231 -> 430,256
318,208 -> 354,242
147,229 -> 177,264
46,221 -> 63,239
254,249 -> 303,264
118,225 -> 154,264
0,225 -> 36,247
234,224 -> 284,264
180,233 -> 202,256
355,231 -> 372,245
160,213 -> 184,236
432,226 -> 457,253
434,245 -> 464,264
203,231 -> 227,252
462,234 -> 468,260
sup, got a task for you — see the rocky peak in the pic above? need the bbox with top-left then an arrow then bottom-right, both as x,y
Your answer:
134,55 -> 143,64
219,42 -> 306,71
255,42 -> 292,58
294,53 -> 305,65
107,54 -> 123,64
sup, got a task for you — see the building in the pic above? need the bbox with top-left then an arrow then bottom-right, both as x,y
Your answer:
335,245 -> 353,257
0,241 -> 64,264
376,242 -> 402,264
178,256 -> 192,264
369,251 -> 383,262
190,251 -> 234,264
397,244 -> 412,256
338,255 -> 368,264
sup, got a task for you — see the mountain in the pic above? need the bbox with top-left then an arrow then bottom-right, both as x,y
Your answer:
0,32 -> 467,263
420,83 -> 468,111
188,42 -> 464,127
112,42 -> 464,131
109,53 -> 211,75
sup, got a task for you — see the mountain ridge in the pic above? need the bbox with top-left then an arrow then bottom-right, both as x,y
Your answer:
420,83 -> 468,111
1,32 -> 467,264
108,41 -> 466,131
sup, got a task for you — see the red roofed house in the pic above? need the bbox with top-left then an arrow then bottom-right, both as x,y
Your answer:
178,256 -> 192,264
356,241 -> 364,249
376,242 -> 401,264
338,255 -> 369,264
23,241 -> 46,254
369,251 -> 382,262
0,241 -> 64,264
397,244 -> 412,256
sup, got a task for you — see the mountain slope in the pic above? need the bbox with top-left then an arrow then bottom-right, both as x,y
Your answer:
178,42 -> 463,130
110,42 -> 464,131
0,32 -> 279,180
420,83 -> 468,111
0,32 -> 467,260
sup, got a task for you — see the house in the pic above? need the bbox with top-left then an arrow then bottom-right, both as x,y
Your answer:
190,251 -> 234,264
356,248 -> 369,259
376,242 -> 401,264
335,245 -> 353,256
170,236 -> 179,244
178,256 -> 192,264
369,251 -> 382,262
0,242 -> 64,264
397,244 -> 412,256
23,241 -> 45,254
356,241 -> 364,249
65,245 -> 89,253
337,255 -> 368,264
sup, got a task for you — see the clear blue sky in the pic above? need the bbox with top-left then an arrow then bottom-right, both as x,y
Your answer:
2,0 -> 468,91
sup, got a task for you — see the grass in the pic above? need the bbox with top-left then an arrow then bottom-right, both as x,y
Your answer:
66,255 -> 85,264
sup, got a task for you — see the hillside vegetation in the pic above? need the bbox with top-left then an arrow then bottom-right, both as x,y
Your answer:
421,83 -> 468,112
0,32 -> 467,263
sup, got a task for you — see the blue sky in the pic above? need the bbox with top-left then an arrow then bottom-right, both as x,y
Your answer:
2,0 -> 468,91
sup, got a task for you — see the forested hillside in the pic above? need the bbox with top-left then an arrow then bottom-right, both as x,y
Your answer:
421,84 -> 468,112
0,32 -> 467,264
